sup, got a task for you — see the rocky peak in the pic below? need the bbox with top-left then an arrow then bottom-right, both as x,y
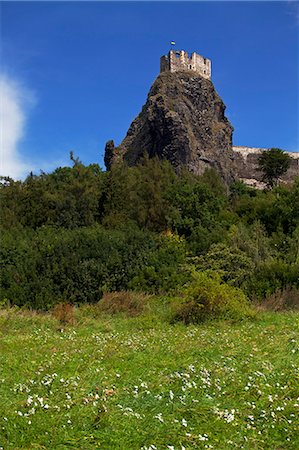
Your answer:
105,71 -> 237,183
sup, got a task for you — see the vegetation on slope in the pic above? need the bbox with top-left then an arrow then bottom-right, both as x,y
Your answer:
1,156 -> 298,309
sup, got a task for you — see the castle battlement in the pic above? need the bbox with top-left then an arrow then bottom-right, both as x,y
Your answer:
160,50 -> 211,79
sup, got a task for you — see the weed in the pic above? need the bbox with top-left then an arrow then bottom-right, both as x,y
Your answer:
52,302 -> 75,325
98,291 -> 151,317
257,286 -> 299,311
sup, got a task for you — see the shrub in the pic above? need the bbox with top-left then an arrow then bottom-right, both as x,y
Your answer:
227,222 -> 272,264
52,303 -> 75,325
257,286 -> 299,311
172,271 -> 255,324
129,233 -> 187,293
98,291 -> 151,317
248,259 -> 299,299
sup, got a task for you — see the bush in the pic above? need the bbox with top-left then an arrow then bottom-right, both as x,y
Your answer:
248,259 -> 299,299
98,291 -> 151,316
172,271 -> 255,324
52,303 -> 75,325
0,162 -> 104,230
257,286 -> 299,311
227,222 -> 273,264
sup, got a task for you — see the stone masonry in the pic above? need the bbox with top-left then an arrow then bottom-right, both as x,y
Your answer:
232,146 -> 299,187
160,50 -> 211,79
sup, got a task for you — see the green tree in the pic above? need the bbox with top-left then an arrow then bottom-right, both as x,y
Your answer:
196,242 -> 254,287
258,148 -> 291,188
167,170 -> 229,254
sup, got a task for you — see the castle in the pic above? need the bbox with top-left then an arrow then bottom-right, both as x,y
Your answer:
105,49 -> 298,185
160,50 -> 211,79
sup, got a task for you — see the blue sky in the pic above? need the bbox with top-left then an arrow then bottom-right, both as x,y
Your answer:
1,1 -> 298,179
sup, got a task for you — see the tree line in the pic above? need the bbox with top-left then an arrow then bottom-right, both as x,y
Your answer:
0,152 -> 298,309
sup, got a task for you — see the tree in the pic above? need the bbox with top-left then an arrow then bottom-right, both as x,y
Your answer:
258,148 -> 291,188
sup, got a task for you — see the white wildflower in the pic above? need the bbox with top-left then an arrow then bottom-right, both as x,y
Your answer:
199,433 -> 209,441
154,413 -> 164,423
226,413 -> 235,423
182,418 -> 187,427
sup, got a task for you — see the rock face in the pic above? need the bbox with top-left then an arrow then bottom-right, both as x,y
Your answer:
105,71 -> 237,183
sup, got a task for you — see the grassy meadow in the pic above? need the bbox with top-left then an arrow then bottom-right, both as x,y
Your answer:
0,304 -> 298,450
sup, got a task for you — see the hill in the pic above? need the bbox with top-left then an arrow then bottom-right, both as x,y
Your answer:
104,70 -> 236,184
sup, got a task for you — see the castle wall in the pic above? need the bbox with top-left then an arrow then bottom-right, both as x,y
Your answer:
232,146 -> 299,187
160,50 -> 211,79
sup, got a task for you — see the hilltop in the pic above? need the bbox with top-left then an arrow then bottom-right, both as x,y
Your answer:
105,50 -> 298,185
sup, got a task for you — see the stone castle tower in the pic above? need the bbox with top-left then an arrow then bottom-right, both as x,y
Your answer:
160,50 -> 211,79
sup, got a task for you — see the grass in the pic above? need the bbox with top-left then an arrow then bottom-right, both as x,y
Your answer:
0,305 -> 298,449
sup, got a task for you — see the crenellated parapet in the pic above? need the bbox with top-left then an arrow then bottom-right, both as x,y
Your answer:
160,50 -> 211,79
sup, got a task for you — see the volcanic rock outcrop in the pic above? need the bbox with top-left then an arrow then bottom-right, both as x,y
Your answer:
104,71 -> 237,183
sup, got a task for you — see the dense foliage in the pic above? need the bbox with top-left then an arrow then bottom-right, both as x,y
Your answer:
1,155 -> 298,309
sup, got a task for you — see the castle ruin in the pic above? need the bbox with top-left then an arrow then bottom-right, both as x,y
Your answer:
160,50 -> 211,79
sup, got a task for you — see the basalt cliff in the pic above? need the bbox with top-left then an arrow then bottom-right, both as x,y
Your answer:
105,71 -> 237,183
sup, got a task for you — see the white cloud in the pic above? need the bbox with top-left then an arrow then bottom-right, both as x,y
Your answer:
0,73 -> 36,180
